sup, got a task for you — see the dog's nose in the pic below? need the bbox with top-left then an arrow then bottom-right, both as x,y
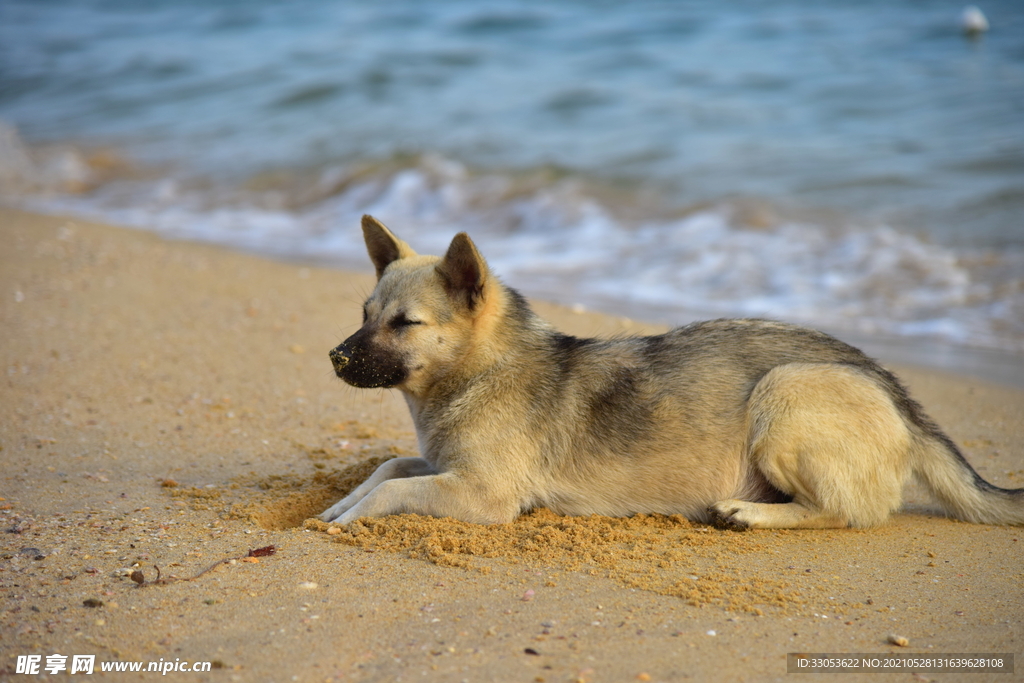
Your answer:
329,343 -> 351,372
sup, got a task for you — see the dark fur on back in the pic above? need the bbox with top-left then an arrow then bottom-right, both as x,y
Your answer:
506,301 -> 1022,501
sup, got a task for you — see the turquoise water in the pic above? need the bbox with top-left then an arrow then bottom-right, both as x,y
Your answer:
1,0 -> 1022,353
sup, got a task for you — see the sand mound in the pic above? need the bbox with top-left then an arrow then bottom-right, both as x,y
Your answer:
231,456 -> 393,530
292,467 -> 816,613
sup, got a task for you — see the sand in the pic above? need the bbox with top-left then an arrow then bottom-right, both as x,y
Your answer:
1,207 -> 1021,682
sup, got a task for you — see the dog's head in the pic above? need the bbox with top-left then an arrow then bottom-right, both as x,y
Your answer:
330,215 -> 501,395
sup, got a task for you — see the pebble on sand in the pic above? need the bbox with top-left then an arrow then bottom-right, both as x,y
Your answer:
887,634 -> 910,647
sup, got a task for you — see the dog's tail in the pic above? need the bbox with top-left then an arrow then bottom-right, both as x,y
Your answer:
874,367 -> 1024,525
909,421 -> 1024,525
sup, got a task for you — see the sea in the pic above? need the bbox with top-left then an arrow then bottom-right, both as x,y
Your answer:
2,0 -> 1023,379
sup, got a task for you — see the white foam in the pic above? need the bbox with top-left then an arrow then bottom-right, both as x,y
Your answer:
17,160 -> 1024,354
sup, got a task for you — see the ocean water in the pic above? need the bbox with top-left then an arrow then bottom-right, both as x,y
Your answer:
1,0 -> 1023,357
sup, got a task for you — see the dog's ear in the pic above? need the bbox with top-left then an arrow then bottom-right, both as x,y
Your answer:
436,232 -> 488,311
362,215 -> 417,279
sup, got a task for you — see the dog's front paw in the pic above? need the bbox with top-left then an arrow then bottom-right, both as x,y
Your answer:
708,500 -> 754,530
319,499 -> 350,523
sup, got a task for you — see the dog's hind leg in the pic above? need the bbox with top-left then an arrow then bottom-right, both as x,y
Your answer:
710,363 -> 913,529
709,499 -> 847,529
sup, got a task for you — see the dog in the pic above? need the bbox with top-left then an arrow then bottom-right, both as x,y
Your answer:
320,215 -> 1023,529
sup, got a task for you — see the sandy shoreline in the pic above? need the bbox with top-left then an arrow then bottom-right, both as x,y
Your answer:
1,208 -> 1021,682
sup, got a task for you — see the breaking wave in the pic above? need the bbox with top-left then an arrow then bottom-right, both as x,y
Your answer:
4,125 -> 1020,355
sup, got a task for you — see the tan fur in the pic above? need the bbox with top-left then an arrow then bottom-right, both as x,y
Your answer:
711,364 -> 911,529
320,216 -> 1024,529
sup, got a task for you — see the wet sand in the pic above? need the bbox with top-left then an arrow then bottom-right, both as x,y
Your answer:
1,208 -> 1021,682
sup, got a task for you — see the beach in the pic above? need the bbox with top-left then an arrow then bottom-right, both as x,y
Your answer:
1,207 -> 1021,681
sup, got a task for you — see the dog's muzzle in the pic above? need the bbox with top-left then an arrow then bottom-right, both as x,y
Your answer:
329,343 -> 352,376
328,335 -> 407,388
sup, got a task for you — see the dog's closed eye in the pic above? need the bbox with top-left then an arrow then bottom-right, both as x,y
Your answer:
390,313 -> 423,329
